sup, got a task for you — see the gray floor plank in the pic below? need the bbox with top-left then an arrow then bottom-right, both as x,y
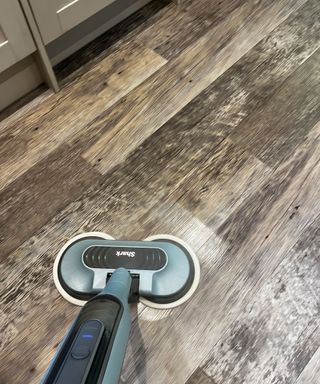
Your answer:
202,217 -> 320,384
230,48 -> 320,167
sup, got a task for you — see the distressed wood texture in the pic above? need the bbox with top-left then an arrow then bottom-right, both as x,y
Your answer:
295,345 -> 320,384
134,0 -> 245,60
120,122 -> 320,384
0,145 -> 102,261
1,0 -> 320,383
229,49 -> 320,167
202,216 -> 320,384
0,43 -> 166,191
83,0 -> 307,173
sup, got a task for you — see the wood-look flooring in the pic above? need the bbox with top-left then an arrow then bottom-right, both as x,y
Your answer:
1,0 -> 320,383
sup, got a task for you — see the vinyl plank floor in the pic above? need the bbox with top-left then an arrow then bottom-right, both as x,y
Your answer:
1,0 -> 320,383
134,0 -> 247,60
229,48 -> 320,168
163,0 -> 320,139
0,145 -> 102,261
0,43 -> 166,192
202,215 -> 320,384
83,0 -> 306,173
121,123 -> 320,384
120,0 -> 320,227
3,121 -> 318,383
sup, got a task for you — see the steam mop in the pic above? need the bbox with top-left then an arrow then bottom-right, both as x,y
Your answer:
42,232 -> 201,384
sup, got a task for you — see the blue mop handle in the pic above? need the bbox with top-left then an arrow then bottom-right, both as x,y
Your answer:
99,268 -> 132,384
41,268 -> 132,384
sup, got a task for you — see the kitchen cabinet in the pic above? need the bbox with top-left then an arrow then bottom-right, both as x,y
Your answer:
0,0 -> 36,72
29,0 -> 117,44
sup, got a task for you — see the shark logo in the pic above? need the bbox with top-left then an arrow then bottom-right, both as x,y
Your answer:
116,250 -> 135,258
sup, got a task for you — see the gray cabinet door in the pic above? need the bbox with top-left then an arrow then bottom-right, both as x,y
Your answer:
29,0 -> 117,44
0,0 -> 36,72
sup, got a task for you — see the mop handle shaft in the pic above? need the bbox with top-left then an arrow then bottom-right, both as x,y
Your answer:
41,269 -> 132,384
